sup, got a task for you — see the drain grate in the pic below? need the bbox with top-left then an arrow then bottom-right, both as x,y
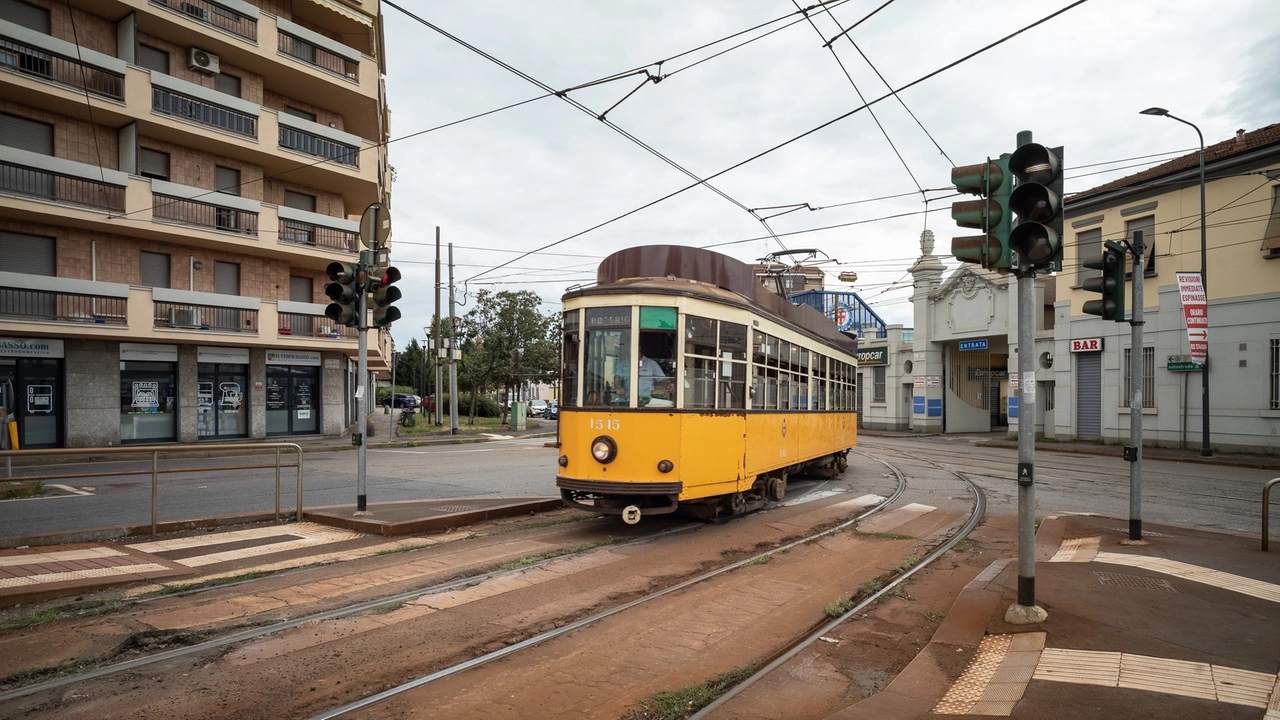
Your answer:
429,505 -> 481,514
1094,572 -> 1178,592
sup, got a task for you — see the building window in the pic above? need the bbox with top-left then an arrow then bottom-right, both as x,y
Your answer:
139,148 -> 170,180
289,275 -> 312,302
1122,347 -> 1156,408
215,165 -> 240,195
872,366 -> 886,402
1271,339 -> 1279,410
1076,228 -> 1102,287
0,111 -> 54,154
137,45 -> 169,75
0,0 -> 51,33
215,261 -> 239,295
120,360 -> 176,443
283,106 -> 317,123
140,251 -> 170,288
214,72 -> 241,98
1125,216 -> 1156,277
283,190 -> 316,212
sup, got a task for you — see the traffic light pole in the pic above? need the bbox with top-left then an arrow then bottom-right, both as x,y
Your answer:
356,259 -> 368,513
448,242 -> 459,435
1126,231 -> 1146,542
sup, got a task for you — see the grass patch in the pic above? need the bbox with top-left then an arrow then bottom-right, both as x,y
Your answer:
207,571 -> 270,586
953,537 -> 973,552
142,570 -> 272,598
852,530 -> 914,540
498,537 -> 626,570
898,554 -> 921,572
376,545 -> 418,556
825,598 -> 856,618
4,480 -> 45,500
925,611 -> 945,623
623,664 -> 758,720
366,601 -> 404,615
859,579 -> 883,595
1,609 -> 61,630
748,555 -> 772,565
143,583 -> 199,598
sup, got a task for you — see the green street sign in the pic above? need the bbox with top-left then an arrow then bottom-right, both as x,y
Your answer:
856,347 -> 889,365
1167,361 -> 1204,372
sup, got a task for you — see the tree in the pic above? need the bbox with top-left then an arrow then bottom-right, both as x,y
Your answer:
461,290 -> 556,424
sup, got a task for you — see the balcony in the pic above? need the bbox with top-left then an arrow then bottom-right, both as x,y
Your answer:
152,288 -> 258,334
278,112 -> 360,167
278,205 -> 359,253
150,179 -> 259,236
150,72 -> 258,137
0,145 -> 127,213
148,0 -> 258,42
0,272 -> 129,326
275,17 -> 359,82
278,301 -> 357,339
0,25 -> 126,100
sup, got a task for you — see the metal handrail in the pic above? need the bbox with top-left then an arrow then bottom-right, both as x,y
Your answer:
0,443 -> 303,535
1265,477 -> 1279,551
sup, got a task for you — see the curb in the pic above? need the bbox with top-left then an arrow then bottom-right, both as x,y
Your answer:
973,440 -> 1280,471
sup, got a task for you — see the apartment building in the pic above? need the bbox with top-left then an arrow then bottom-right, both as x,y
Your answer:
0,0 -> 392,448
1053,124 -> 1280,451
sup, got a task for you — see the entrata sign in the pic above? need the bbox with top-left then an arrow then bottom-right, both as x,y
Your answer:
1177,272 -> 1208,365
1070,338 -> 1102,353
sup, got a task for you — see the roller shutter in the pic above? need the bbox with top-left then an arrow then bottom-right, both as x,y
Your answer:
0,0 -> 50,33
140,251 -> 170,288
0,231 -> 55,275
1076,352 -> 1102,440
0,112 -> 53,154
139,148 -> 169,180
215,261 -> 239,295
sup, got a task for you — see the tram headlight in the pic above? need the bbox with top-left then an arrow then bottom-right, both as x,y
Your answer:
591,435 -> 617,464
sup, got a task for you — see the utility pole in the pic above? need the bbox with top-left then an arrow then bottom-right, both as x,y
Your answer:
389,340 -> 397,439
449,242 -> 459,435
434,227 -> 443,426
355,245 -> 370,514
1126,230 -> 1146,542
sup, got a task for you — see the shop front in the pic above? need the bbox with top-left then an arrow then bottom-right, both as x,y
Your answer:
197,346 -> 249,440
0,337 -> 64,449
120,343 -> 178,444
266,349 -> 320,436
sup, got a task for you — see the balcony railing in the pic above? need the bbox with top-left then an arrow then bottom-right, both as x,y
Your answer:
279,126 -> 358,167
153,86 -> 256,137
277,33 -> 358,81
155,302 -> 257,333
149,0 -> 257,41
154,193 -> 258,235
280,217 -> 358,253
0,160 -> 125,212
0,36 -> 125,99
279,313 -> 356,339
0,287 -> 127,325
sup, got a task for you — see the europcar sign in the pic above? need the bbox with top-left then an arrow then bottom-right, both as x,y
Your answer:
856,347 -> 888,365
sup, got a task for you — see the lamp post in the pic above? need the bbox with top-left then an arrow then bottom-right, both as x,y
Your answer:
1140,107 -> 1210,456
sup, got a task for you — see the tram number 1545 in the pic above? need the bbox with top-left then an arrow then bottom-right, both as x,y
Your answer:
588,418 -> 621,430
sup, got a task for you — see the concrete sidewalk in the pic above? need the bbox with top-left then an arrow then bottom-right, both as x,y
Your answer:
828,514 -> 1280,719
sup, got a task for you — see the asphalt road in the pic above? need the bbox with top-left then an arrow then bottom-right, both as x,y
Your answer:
1,433 -> 1272,539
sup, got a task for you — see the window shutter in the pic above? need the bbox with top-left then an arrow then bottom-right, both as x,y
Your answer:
138,45 -> 169,74
283,190 -> 316,212
140,251 -> 170,288
215,261 -> 239,295
139,148 -> 170,180
0,0 -> 51,33
0,112 -> 53,154
289,276 -> 313,303
1076,228 -> 1102,286
214,72 -> 241,98
1262,187 -> 1280,252
215,166 -> 240,196
0,231 -> 55,275
283,106 -> 317,123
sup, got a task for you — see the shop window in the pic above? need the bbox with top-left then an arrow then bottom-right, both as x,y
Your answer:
120,361 -> 176,443
0,356 -> 61,448
266,364 -> 319,435
197,363 -> 247,438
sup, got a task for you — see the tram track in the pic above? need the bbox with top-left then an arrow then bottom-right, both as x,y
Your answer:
0,476 -> 846,705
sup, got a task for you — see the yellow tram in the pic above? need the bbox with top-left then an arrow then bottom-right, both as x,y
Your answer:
556,245 -> 859,523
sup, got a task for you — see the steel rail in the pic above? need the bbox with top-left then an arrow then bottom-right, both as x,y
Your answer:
0,478 -> 838,703
688,449 -> 986,719
307,460 -> 907,720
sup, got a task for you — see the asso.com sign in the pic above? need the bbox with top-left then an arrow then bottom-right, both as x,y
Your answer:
0,339 -> 63,358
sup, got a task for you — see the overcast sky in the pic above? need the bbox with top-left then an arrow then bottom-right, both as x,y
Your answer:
378,0 -> 1279,348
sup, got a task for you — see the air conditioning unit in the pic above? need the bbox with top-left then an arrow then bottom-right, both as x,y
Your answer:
170,307 -> 202,328
181,2 -> 210,22
188,47 -> 219,74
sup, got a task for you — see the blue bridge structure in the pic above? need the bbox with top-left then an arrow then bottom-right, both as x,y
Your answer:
788,290 -> 888,339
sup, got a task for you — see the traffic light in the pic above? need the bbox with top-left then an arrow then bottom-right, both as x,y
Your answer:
1081,240 -> 1126,321
951,156 -> 1012,270
324,261 -> 361,327
1008,143 -> 1065,271
369,265 -> 402,327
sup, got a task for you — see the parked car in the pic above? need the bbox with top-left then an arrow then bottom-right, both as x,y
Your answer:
545,401 -> 558,421
381,393 -> 418,409
528,399 -> 548,417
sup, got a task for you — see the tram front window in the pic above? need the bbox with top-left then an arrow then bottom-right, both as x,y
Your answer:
637,307 -> 676,408
584,307 -> 631,407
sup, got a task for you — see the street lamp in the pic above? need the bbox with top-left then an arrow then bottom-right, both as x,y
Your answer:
1140,107 -> 1211,456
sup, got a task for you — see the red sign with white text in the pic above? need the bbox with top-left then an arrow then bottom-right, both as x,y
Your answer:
1177,272 -> 1208,364
1070,338 -> 1102,353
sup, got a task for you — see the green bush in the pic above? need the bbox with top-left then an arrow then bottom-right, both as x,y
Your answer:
376,385 -> 418,403
437,393 -> 502,418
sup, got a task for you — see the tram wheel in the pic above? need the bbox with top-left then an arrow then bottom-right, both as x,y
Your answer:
729,492 -> 747,516
767,476 -> 786,501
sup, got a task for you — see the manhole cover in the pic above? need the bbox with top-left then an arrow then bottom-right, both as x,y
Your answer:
1094,572 -> 1178,592
430,505 -> 481,513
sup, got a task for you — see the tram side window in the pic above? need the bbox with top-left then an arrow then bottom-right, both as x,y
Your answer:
751,331 -> 766,409
814,354 -> 826,410
719,321 -> 747,409
563,310 -> 580,407
583,307 -> 632,407
684,315 -> 717,409
638,307 -> 677,408
778,341 -> 792,410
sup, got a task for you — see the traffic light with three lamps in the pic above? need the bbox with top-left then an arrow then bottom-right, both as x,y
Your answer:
1081,240 -> 1127,321
950,156 -> 1013,270
323,261 -> 361,328
369,266 -> 402,328
1008,143 -> 1065,271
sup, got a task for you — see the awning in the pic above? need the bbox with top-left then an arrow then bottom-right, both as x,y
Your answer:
305,0 -> 373,27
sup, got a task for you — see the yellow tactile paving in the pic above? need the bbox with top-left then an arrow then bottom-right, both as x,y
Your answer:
1093,552 -> 1280,603
0,563 -> 171,588
933,634 -> 1016,715
1033,649 -> 1274,709
1265,672 -> 1280,720
128,523 -> 358,553
0,546 -> 128,567
1048,536 -> 1100,563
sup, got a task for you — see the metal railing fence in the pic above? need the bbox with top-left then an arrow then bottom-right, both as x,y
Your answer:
0,36 -> 125,98
0,443 -> 304,535
0,288 -> 127,324
0,160 -> 126,211
149,0 -> 258,41
279,126 -> 358,167
276,33 -> 358,80
153,193 -> 259,235
152,86 -> 257,137
279,217 -> 358,252
154,301 -> 259,333
279,312 -> 357,339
